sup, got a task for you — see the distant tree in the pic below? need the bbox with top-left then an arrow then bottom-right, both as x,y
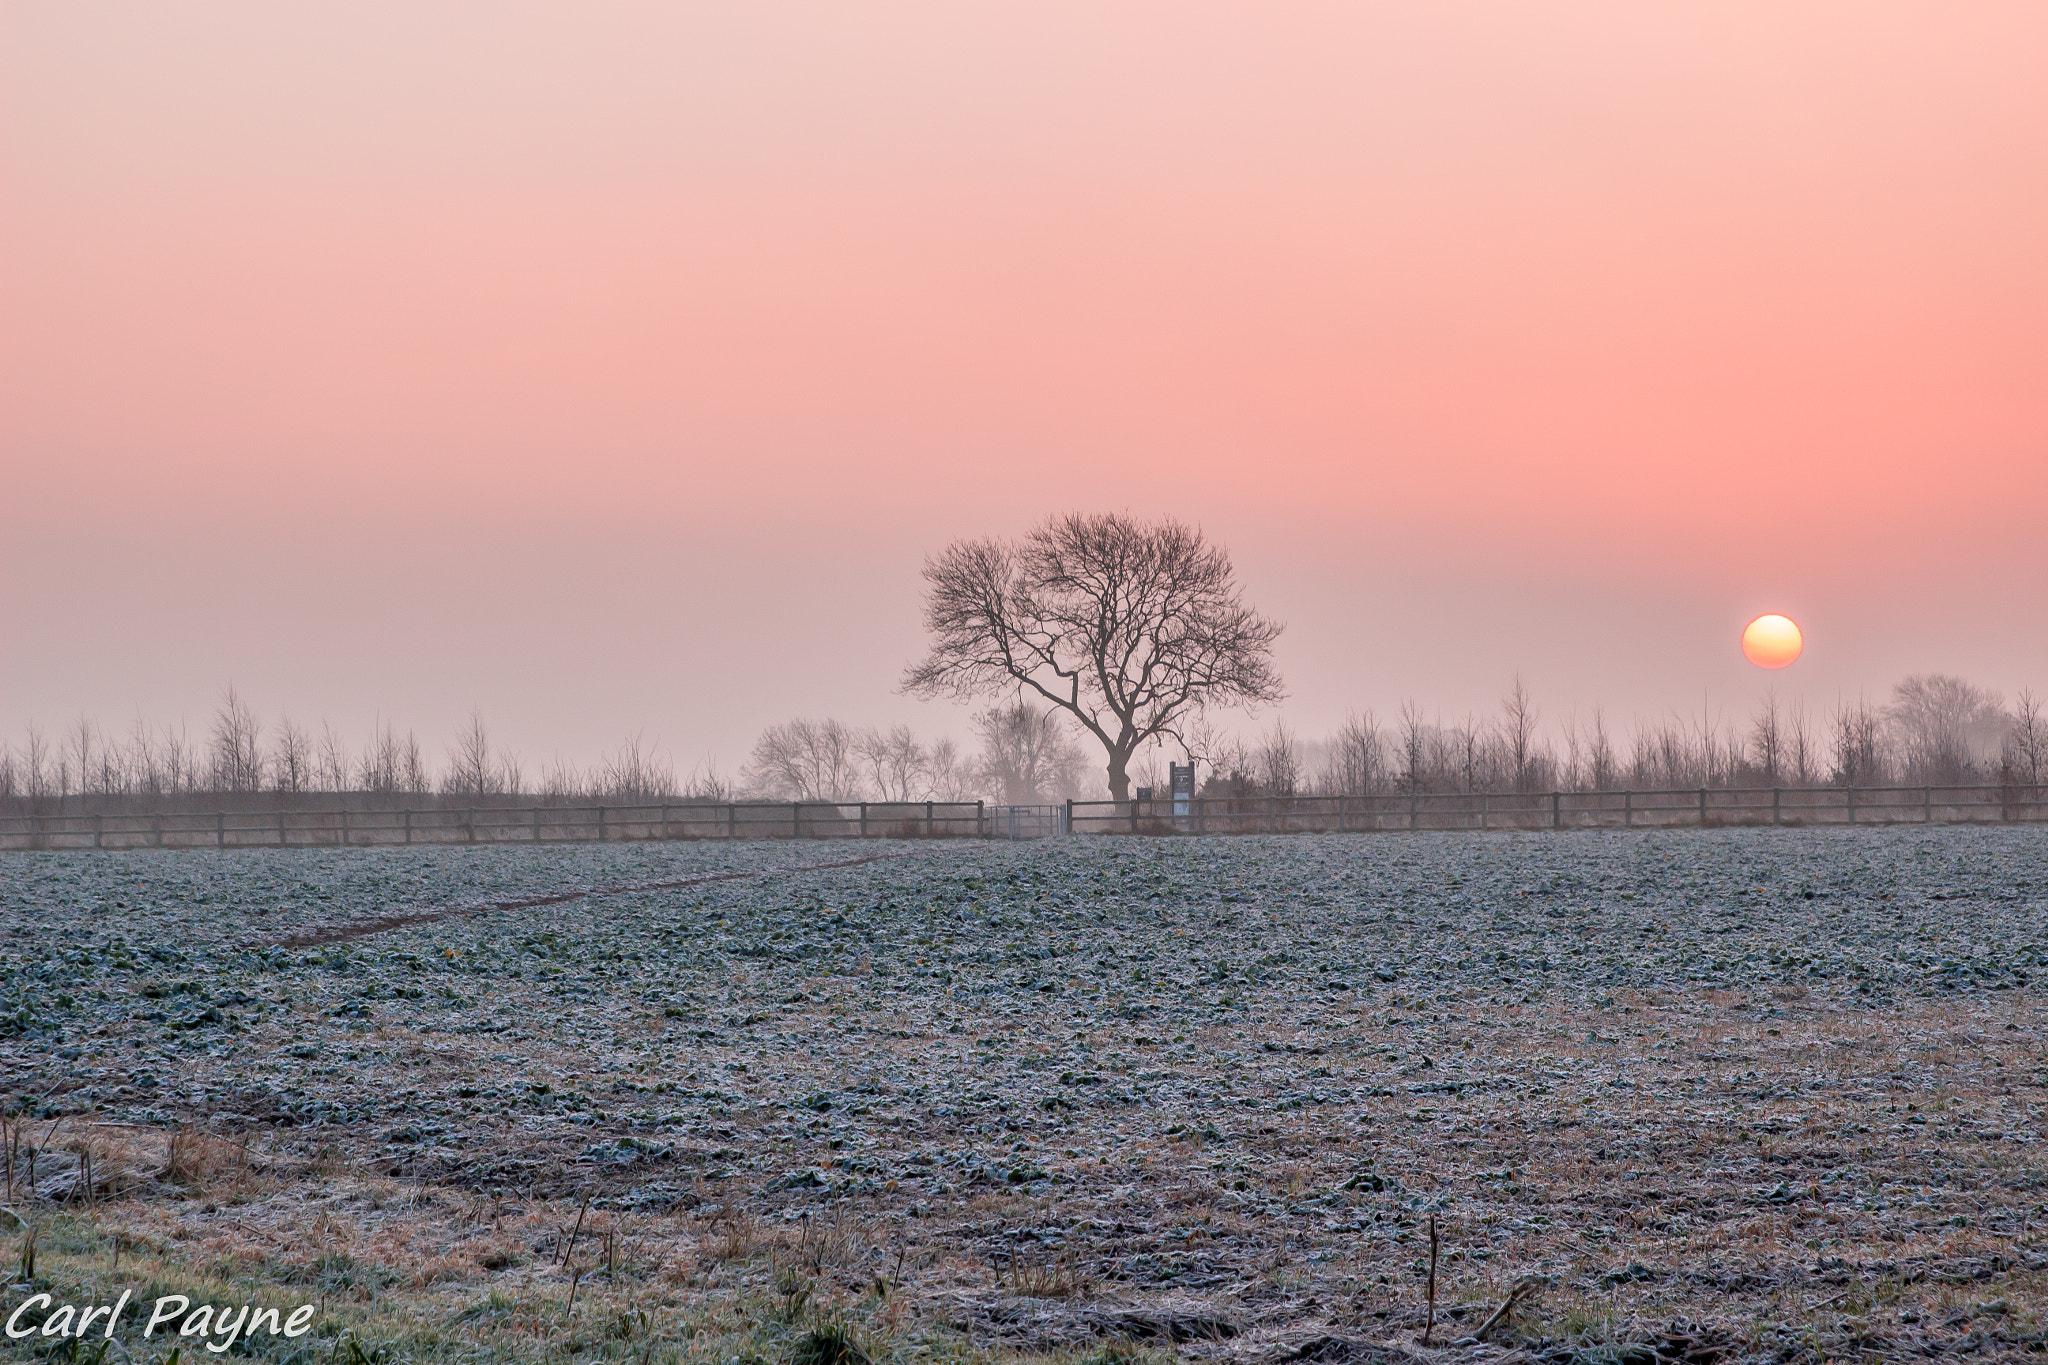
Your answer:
316,722 -> 351,793
972,702 -> 1087,804
210,688 -> 264,792
746,719 -> 862,801
856,724 -> 929,802
592,733 -> 675,801
443,711 -> 516,800
1886,674 -> 2007,783
1499,674 -> 1541,792
904,512 -> 1283,801
1257,720 -> 1301,797
271,715 -> 313,795
1316,711 -> 1385,795
1829,697 -> 1885,787
1749,689 -> 1783,784
2002,687 -> 2044,787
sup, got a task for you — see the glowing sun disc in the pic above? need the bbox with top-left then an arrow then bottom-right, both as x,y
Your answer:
1742,614 -> 1803,668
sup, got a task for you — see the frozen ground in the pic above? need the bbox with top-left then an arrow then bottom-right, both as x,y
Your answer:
4,827 -> 2047,1363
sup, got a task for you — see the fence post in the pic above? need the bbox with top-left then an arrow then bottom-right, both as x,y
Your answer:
661,804 -> 671,840
1552,791 -> 1561,829
1197,796 -> 1208,836
926,800 -> 935,838
791,802 -> 801,839
976,800 -> 984,837
279,809 -> 288,847
216,812 -> 226,848
1623,791 -> 1632,829
859,803 -> 868,838
466,808 -> 476,844
1699,787 -> 1708,827
1924,786 -> 1933,824
1845,786 -> 1856,826
1478,792 -> 1487,831
403,809 -> 413,844
728,803 -> 737,840
153,813 -> 164,848
1065,798 -> 1075,836
1772,789 -> 1781,826
93,813 -> 104,850
533,807 -> 542,844
1409,790 -> 1419,832
341,808 -> 351,846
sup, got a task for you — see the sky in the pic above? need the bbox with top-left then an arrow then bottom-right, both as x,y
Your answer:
4,2 -> 2046,778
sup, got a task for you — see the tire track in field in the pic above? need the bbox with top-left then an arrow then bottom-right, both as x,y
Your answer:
271,847 -> 942,949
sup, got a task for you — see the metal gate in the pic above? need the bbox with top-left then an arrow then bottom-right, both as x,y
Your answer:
984,804 -> 1068,839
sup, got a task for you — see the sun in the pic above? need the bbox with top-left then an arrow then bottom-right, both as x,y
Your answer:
1741,613 -> 1803,669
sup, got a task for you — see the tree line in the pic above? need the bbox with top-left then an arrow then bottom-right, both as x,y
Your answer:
4,514 -> 2039,811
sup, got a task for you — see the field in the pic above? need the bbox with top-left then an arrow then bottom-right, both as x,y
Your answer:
4,828 -> 2046,1364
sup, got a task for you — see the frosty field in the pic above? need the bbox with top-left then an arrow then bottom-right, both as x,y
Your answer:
5,828 -> 2047,1364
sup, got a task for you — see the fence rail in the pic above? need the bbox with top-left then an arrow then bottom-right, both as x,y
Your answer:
0,801 -> 989,851
3,786 -> 2040,850
1067,784 -> 2048,836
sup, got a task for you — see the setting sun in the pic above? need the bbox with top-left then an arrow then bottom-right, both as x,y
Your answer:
1741,613 -> 1804,669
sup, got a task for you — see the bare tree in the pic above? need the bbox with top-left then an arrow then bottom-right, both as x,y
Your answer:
1749,689 -> 1782,783
401,730 -> 431,794
210,687 -> 265,792
359,720 -> 403,795
1886,674 -> 2007,784
1396,701 -> 1429,793
1830,696 -> 1885,787
904,512 -> 1283,801
1323,711 -> 1385,794
68,716 -> 100,799
1256,720 -> 1301,797
2002,687 -> 2044,787
271,715 -> 313,795
1499,675 -> 1540,792
316,722 -> 351,793
541,755 -> 583,802
972,703 -> 1087,804
857,724 -> 930,802
682,762 -> 733,802
592,732 -> 676,801
443,711 -> 505,800
922,737 -> 982,801
745,718 -> 862,801
1584,707 -> 1616,790
1786,698 -> 1816,786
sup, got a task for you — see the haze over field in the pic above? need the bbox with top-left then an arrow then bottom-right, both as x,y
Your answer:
4,3 -> 2045,770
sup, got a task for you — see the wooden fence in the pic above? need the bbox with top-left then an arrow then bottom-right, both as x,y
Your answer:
4,786 -> 2042,850
0,801 -> 987,851
1068,784 -> 2048,836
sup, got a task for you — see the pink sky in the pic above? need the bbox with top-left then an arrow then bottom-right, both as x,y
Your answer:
5,2 -> 2045,775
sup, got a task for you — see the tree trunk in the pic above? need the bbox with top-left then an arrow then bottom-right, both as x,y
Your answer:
1107,753 -> 1132,804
